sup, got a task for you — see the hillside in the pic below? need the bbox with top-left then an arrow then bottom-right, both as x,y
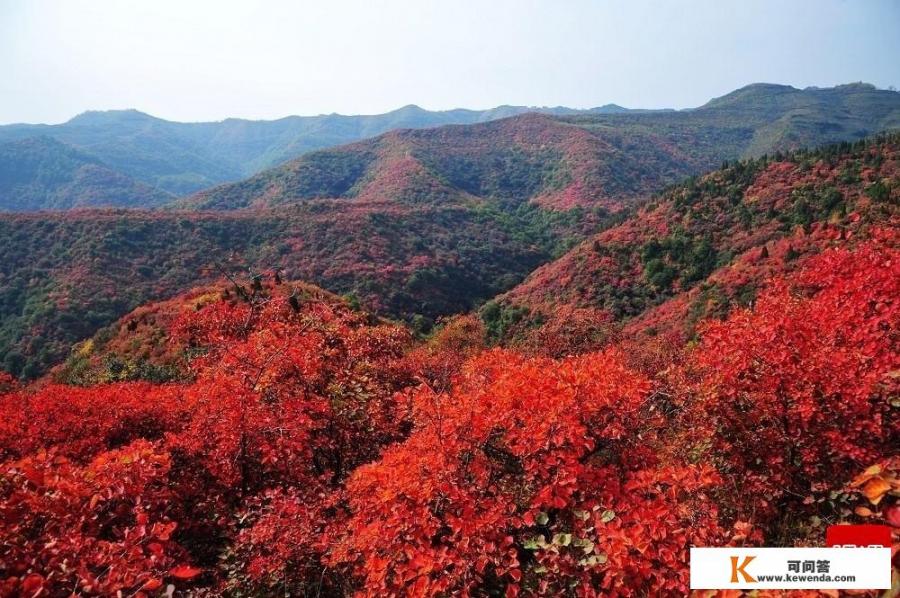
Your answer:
0,197 -> 594,378
0,137 -> 171,211
183,83 -> 900,212
0,103 -> 659,196
181,113 -> 703,211
1,84 -> 898,377
48,277 -> 387,386
1,213 -> 896,597
489,132 -> 899,352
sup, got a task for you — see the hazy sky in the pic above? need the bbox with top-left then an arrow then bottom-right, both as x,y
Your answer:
1,0 -> 898,124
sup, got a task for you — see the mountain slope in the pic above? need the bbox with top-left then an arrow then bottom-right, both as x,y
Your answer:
0,103 -> 660,196
1,219 -> 895,597
183,83 -> 900,212
699,82 -> 900,155
0,197 -> 594,378
181,113 -> 701,211
49,277 -> 369,386
488,132 -> 899,352
0,136 -> 172,211
1,84 -> 898,377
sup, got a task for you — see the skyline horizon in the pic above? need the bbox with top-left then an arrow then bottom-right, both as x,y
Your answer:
3,0 -> 899,125
2,80 -> 895,127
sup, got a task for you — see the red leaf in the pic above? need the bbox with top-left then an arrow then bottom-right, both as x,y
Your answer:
885,505 -> 900,528
21,574 -> 44,594
169,565 -> 202,579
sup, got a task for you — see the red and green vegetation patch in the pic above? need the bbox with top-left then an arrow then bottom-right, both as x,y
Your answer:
0,136 -> 172,211
1,231 -> 896,596
0,199 -> 593,379
182,114 -> 706,213
494,133 -> 899,352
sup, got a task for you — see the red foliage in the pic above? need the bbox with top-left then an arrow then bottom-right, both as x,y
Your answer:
0,383 -> 191,462
328,349 -> 724,596
684,236 -> 899,522
513,306 -> 616,358
226,487 -> 333,593
403,314 -> 486,392
0,441 -> 187,596
0,282 -> 418,596
168,285 -> 415,489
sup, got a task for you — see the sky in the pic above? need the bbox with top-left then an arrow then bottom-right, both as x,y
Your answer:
1,0 -> 899,125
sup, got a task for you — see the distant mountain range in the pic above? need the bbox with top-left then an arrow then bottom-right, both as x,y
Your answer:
0,136 -> 172,211
0,83 -> 898,378
184,82 -> 900,211
0,102 -> 670,200
0,82 -> 896,213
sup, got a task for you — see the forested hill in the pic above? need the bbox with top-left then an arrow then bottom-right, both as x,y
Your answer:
182,83 -> 900,211
0,102 -> 665,196
180,113 -> 702,212
0,82 -> 896,204
0,198 -> 592,378
2,133 -> 898,380
0,136 -> 171,211
487,131 -> 899,352
0,84 -> 898,377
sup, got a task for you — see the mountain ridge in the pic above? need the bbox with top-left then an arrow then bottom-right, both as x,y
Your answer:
0,102 -> 669,196
3,82 -> 893,200
181,83 -> 900,212
487,132 -> 899,352
0,136 -> 172,211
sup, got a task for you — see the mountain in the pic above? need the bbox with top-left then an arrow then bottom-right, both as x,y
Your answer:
0,136 -> 171,211
486,131 -> 899,352
0,84 -> 898,378
183,83 -> 900,211
2,82 -> 894,201
694,82 -> 900,155
0,111 -> 239,196
0,197 -> 595,378
48,278 -> 369,385
180,113 -> 704,211
0,103 -> 658,196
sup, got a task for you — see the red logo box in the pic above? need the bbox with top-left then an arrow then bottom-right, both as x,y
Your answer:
826,524 -> 891,548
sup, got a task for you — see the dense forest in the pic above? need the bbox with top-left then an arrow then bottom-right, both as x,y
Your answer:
0,137 -> 171,211
493,133 -> 899,349
2,84 -> 899,380
0,199 -> 593,378
0,132 -> 896,596
0,103 -> 664,197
